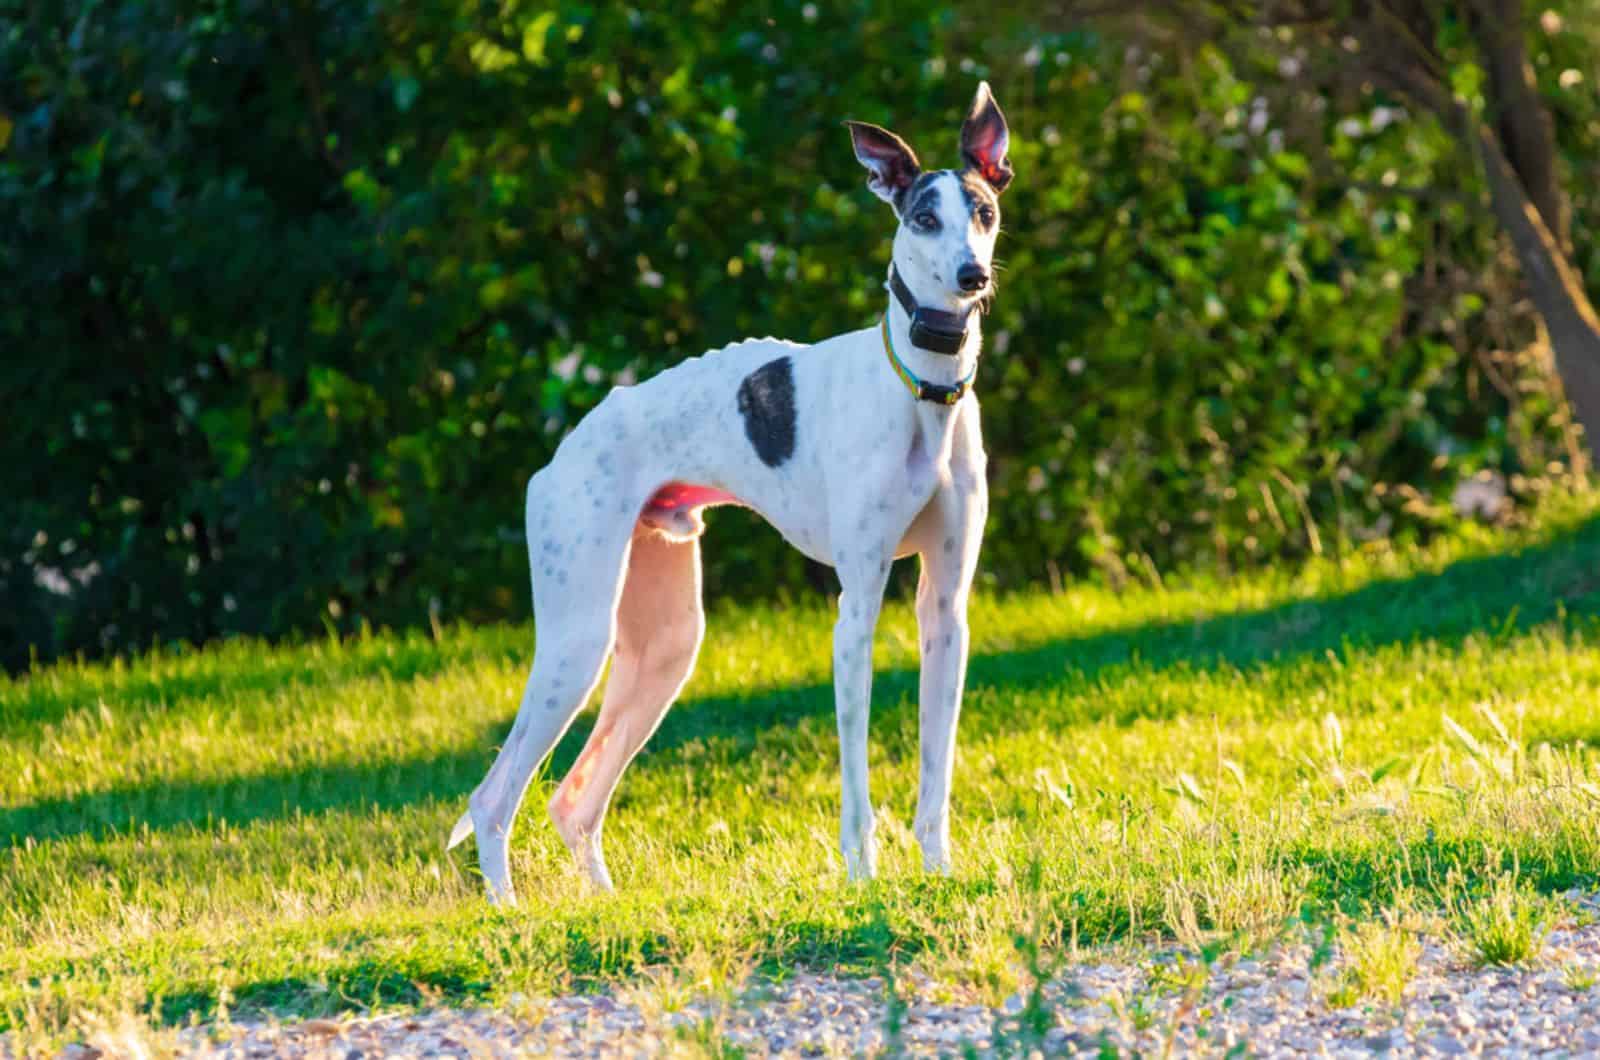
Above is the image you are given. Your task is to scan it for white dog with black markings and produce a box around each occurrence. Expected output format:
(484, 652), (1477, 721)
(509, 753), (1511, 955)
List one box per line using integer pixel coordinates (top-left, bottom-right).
(449, 82), (1014, 903)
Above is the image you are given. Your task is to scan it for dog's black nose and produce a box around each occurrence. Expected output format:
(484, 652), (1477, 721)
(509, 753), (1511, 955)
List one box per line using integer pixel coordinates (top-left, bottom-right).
(956, 263), (989, 292)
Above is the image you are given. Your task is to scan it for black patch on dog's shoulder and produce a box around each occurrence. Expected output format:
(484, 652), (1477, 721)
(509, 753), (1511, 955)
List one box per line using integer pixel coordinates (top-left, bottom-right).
(737, 357), (797, 467)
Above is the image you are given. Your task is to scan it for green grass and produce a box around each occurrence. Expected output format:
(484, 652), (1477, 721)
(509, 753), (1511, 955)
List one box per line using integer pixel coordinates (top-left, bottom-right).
(1450, 870), (1554, 968)
(7, 492), (1600, 1040)
(1327, 913), (1420, 1008)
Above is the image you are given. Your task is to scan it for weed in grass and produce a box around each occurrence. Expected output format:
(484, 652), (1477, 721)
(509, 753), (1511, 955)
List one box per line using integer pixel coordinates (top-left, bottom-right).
(876, 964), (910, 1058)
(1141, 951), (1218, 1060)
(980, 886), (1062, 1057)
(1161, 853), (1307, 953)
(1327, 914), (1420, 1008)
(1145, 954), (1211, 999)
(77, 1007), (181, 1060)
(1565, 903), (1599, 930)
(672, 1016), (746, 1059)
(1562, 963), (1599, 992)
(1450, 871), (1553, 968)
(1104, 986), (1159, 1033)
(905, 866), (1034, 1006)
(1326, 970), (1364, 1008)
(1441, 701), (1528, 785)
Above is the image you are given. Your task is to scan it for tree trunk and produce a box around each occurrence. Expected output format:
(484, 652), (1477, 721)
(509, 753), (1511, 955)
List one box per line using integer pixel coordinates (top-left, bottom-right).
(1473, 119), (1600, 468)
(1375, 34), (1600, 470)
(1475, 0), (1571, 251)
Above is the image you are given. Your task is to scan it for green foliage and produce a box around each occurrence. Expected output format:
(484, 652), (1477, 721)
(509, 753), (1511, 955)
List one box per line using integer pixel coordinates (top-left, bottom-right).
(3, 494), (1599, 1037)
(0, 3), (1588, 662)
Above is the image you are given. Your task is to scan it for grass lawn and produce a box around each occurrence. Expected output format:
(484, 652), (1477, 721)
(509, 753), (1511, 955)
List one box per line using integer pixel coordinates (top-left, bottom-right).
(6, 492), (1600, 1040)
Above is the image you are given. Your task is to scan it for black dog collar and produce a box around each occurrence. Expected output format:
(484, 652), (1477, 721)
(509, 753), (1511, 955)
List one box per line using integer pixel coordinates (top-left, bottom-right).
(889, 266), (971, 356)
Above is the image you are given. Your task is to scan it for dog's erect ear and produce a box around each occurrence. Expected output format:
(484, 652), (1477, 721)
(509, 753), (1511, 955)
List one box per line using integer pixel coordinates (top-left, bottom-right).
(960, 81), (1012, 193)
(845, 120), (921, 207)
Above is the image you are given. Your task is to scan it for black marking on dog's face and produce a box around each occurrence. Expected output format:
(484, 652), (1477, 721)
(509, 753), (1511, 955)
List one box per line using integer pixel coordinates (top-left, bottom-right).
(895, 171), (939, 219)
(899, 169), (999, 239)
(905, 179), (943, 233)
(957, 170), (1000, 232)
(737, 356), (797, 468)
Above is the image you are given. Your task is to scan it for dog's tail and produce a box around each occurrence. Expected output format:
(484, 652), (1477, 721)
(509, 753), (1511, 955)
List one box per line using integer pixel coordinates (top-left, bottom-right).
(446, 808), (474, 851)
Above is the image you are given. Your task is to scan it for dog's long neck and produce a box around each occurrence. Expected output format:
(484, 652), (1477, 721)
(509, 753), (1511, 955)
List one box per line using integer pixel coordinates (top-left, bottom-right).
(883, 267), (982, 393)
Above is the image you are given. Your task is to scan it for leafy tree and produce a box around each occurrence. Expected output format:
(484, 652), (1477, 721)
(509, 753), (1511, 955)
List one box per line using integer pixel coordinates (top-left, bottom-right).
(1042, 0), (1600, 465)
(2, 1), (1590, 667)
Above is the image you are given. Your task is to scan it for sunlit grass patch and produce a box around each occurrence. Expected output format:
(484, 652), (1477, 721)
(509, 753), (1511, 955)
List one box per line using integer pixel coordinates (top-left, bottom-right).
(4, 491), (1600, 1043)
(1562, 962), (1599, 992)
(1327, 913), (1421, 1008)
(1450, 870), (1555, 968)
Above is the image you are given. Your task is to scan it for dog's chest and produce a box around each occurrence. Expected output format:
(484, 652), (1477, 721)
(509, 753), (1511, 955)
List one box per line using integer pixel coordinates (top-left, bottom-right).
(834, 400), (955, 521)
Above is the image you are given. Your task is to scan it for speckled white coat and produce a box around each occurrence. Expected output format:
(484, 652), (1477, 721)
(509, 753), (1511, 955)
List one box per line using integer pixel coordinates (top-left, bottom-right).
(450, 83), (1013, 903)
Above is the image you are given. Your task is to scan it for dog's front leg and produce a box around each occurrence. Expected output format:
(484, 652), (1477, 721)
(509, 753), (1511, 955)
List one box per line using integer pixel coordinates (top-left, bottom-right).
(910, 464), (987, 874)
(911, 547), (975, 873)
(832, 551), (892, 882)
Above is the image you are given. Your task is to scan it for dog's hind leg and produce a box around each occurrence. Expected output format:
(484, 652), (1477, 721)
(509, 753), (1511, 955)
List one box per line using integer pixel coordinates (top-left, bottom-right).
(548, 524), (705, 891)
(450, 487), (634, 906)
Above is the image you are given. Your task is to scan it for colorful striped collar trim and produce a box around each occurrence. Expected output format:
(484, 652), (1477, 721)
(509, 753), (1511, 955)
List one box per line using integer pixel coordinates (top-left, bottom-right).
(881, 317), (977, 406)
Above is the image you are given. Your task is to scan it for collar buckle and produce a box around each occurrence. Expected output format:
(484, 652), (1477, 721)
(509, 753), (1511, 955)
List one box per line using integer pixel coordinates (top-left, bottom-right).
(917, 380), (964, 405)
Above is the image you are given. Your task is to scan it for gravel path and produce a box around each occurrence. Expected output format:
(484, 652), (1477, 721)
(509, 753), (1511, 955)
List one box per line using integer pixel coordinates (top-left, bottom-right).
(45, 895), (1600, 1057)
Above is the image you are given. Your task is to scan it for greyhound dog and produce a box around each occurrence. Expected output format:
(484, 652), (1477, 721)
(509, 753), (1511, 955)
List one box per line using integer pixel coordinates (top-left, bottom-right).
(448, 82), (1012, 903)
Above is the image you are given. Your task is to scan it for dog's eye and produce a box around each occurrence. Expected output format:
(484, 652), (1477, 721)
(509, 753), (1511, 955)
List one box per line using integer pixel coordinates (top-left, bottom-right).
(976, 205), (996, 228)
(913, 210), (939, 230)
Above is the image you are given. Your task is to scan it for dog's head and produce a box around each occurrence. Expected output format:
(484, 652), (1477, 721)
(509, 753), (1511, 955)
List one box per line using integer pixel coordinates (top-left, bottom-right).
(846, 82), (1011, 313)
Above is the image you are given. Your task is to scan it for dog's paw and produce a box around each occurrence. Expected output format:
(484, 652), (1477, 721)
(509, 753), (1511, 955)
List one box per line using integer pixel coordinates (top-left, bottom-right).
(842, 845), (879, 883)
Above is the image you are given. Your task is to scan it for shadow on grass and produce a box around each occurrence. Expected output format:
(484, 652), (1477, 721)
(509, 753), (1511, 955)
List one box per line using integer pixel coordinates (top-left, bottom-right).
(8, 514), (1600, 848)
(154, 958), (497, 1027)
(1291, 832), (1595, 918)
(4, 720), (510, 846)
(2, 627), (533, 735)
(144, 913), (932, 1027)
(633, 509), (1600, 759)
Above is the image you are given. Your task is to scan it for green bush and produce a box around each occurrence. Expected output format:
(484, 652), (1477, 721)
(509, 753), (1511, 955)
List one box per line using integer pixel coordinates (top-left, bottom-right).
(0, 2), (1578, 667)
